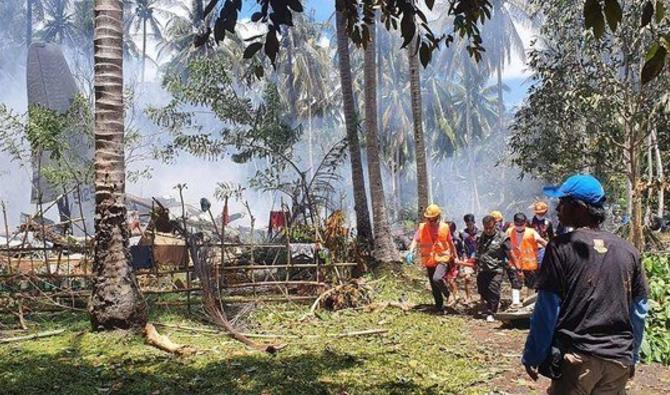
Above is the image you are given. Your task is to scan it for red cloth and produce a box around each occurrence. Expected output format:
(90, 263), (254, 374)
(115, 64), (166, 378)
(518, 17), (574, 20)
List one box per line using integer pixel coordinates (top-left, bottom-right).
(444, 262), (460, 281)
(269, 211), (287, 230)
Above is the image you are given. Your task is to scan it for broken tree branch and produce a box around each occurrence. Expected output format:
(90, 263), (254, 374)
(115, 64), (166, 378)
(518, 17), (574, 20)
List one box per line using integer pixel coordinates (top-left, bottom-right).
(144, 323), (196, 357)
(0, 329), (65, 343)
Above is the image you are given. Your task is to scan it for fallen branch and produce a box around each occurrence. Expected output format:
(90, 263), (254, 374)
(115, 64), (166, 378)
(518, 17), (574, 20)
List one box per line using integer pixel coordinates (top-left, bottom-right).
(0, 329), (65, 343)
(144, 323), (197, 357)
(332, 328), (387, 338)
(154, 322), (387, 340)
(154, 322), (219, 334)
(364, 301), (416, 313)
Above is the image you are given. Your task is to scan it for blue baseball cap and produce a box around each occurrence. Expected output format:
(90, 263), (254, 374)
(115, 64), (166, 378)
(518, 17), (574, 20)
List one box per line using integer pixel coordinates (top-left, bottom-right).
(543, 174), (606, 206)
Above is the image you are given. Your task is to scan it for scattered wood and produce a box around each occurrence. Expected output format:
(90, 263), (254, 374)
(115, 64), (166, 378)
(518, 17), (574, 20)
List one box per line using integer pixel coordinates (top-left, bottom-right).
(364, 301), (416, 313)
(0, 329), (65, 343)
(310, 278), (374, 313)
(144, 323), (197, 357)
(331, 328), (387, 338)
(153, 322), (387, 340)
(17, 299), (27, 330)
(154, 322), (220, 334)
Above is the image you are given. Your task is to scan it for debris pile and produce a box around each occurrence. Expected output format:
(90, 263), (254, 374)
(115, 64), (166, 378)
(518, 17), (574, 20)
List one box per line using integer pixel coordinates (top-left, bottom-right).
(317, 278), (374, 311)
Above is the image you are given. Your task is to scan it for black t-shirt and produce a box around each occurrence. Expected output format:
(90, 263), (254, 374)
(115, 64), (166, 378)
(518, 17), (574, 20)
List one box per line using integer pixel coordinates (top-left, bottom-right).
(476, 230), (510, 273)
(531, 216), (554, 240)
(537, 228), (648, 365)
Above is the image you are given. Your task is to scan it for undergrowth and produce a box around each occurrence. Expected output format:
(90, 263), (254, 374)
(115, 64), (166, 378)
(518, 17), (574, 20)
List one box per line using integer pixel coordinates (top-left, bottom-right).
(642, 254), (670, 365)
(0, 266), (489, 395)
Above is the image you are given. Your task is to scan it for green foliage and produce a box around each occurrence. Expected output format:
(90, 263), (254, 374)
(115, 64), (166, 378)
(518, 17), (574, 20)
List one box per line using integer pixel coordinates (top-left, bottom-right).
(510, 1), (670, 188)
(0, 270), (493, 394)
(149, 53), (348, 220)
(641, 254), (670, 365)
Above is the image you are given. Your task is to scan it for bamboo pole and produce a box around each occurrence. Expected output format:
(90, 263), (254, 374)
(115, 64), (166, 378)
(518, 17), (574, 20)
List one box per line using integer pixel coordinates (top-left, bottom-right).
(1, 201), (11, 274)
(175, 184), (191, 312)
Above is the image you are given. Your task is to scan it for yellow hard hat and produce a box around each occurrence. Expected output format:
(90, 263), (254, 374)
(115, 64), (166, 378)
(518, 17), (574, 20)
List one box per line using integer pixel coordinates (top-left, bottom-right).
(424, 204), (442, 218)
(533, 201), (549, 215)
(490, 210), (503, 221)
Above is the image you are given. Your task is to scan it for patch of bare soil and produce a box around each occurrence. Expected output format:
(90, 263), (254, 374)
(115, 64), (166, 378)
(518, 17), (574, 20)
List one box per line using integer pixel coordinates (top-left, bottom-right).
(462, 316), (670, 394)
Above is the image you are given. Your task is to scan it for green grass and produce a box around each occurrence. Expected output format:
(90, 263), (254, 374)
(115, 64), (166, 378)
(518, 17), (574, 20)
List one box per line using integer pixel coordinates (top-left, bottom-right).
(0, 267), (491, 395)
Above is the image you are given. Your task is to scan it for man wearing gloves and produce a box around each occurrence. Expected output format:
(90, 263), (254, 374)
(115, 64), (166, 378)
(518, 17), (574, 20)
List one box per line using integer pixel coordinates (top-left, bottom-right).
(406, 204), (458, 312)
(522, 174), (648, 394)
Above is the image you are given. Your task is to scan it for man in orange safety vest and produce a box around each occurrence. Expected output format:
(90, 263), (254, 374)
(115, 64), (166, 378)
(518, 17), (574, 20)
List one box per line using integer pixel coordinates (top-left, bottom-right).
(507, 212), (547, 306)
(406, 204), (458, 312)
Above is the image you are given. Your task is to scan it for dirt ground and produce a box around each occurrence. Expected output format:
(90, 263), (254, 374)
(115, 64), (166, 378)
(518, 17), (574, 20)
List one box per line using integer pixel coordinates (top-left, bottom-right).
(463, 317), (670, 394)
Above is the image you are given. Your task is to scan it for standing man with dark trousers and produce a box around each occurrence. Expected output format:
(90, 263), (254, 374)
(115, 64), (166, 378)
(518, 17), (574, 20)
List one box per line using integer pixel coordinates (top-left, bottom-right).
(522, 174), (649, 394)
(406, 204), (458, 312)
(476, 215), (514, 322)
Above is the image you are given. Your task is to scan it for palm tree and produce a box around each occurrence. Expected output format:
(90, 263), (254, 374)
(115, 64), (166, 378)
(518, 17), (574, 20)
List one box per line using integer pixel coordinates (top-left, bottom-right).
(335, 7), (372, 247)
(158, 0), (210, 73)
(481, 0), (534, 128)
(450, 65), (500, 212)
(126, 0), (171, 82)
(363, 19), (398, 263)
(90, 0), (146, 330)
(407, 23), (429, 219)
(26, 0), (45, 46)
(40, 0), (77, 44)
(278, 13), (335, 176)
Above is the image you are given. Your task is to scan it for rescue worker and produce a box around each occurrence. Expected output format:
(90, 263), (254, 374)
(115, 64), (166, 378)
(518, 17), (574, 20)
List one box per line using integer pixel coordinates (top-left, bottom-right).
(490, 210), (504, 231)
(491, 210), (525, 306)
(531, 201), (554, 268)
(522, 174), (648, 394)
(476, 215), (514, 322)
(406, 204), (458, 312)
(507, 213), (547, 305)
(531, 201), (554, 241)
(445, 222), (463, 306)
(455, 216), (476, 305)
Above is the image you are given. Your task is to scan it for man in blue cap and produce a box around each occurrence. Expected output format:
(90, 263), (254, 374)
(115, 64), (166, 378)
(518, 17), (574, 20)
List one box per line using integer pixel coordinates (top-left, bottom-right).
(522, 174), (649, 394)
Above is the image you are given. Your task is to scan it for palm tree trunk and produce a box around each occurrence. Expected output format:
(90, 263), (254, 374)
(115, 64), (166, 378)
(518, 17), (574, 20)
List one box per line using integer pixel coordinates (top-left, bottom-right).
(90, 0), (146, 330)
(364, 20), (398, 263)
(286, 33), (298, 122)
(497, 57), (504, 130)
(335, 9), (372, 247)
(27, 0), (33, 47)
(193, 0), (203, 20)
(408, 32), (429, 219)
(141, 18), (147, 83)
(308, 106), (314, 179)
(465, 79), (476, 213)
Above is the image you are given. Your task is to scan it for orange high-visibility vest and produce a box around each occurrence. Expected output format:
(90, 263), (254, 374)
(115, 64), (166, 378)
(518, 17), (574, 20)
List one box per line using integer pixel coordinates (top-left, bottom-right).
(418, 222), (452, 268)
(507, 227), (540, 271)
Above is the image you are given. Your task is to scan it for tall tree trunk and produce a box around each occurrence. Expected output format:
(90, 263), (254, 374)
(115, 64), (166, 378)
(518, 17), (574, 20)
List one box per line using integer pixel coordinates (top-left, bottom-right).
(90, 0), (146, 330)
(652, 129), (665, 218)
(363, 20), (398, 263)
(497, 57), (504, 131)
(465, 76), (478, 213)
(376, 19), (383, 133)
(141, 18), (147, 83)
(286, 33), (298, 122)
(646, 133), (654, 222)
(408, 31), (429, 219)
(193, 0), (203, 20)
(27, 0), (33, 47)
(626, 132), (644, 251)
(308, 106), (314, 179)
(335, 9), (372, 247)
